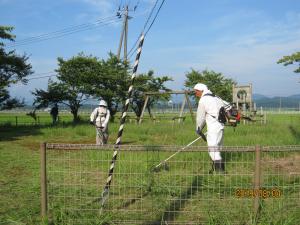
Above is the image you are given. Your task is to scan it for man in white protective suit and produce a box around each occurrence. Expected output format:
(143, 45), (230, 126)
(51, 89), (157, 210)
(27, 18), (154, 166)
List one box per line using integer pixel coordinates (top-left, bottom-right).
(90, 100), (110, 145)
(194, 83), (231, 173)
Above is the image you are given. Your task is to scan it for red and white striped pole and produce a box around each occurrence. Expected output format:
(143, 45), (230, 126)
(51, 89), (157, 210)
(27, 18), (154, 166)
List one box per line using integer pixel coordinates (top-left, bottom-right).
(100, 33), (145, 207)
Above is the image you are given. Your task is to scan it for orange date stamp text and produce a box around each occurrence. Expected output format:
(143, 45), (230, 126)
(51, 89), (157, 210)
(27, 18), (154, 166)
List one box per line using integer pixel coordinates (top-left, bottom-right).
(235, 188), (282, 198)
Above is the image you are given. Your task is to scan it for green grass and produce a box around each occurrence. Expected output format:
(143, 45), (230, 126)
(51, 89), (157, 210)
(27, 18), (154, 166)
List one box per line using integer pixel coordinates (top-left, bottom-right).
(0, 113), (300, 224)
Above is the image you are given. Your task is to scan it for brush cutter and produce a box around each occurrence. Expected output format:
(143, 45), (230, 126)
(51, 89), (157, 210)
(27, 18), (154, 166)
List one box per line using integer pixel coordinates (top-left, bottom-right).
(152, 132), (207, 172)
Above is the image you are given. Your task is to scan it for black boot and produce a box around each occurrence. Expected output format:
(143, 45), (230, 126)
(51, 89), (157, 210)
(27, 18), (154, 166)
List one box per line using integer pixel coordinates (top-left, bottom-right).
(209, 160), (225, 174)
(215, 160), (225, 173)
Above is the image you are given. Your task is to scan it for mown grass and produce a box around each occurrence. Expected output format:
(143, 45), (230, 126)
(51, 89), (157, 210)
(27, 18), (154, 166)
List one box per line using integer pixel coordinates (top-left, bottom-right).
(0, 113), (300, 224)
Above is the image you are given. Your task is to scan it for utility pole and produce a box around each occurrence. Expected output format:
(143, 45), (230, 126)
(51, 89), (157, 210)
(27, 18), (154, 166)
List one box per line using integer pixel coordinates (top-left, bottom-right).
(117, 5), (132, 61)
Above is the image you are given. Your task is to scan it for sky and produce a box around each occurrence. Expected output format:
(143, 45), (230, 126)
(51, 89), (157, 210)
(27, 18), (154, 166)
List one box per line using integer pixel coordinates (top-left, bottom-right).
(1, 0), (300, 104)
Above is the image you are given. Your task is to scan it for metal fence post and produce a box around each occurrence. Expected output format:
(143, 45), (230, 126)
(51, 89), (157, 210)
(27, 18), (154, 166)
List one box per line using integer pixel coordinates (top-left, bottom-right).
(254, 145), (261, 219)
(40, 142), (47, 218)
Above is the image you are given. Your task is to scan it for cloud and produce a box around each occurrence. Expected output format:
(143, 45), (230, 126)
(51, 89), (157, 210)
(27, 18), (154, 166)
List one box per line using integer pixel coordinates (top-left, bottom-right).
(142, 10), (300, 96)
(79, 0), (115, 16)
(210, 9), (264, 31)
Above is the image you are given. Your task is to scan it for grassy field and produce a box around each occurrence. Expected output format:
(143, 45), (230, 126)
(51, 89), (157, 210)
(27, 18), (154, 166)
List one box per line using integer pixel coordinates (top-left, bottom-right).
(0, 113), (300, 224)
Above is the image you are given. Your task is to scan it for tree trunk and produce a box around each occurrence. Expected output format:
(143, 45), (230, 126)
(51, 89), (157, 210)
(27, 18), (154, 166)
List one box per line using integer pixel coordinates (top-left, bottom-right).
(71, 107), (79, 123)
(131, 102), (143, 118)
(147, 105), (153, 119)
(109, 105), (117, 122)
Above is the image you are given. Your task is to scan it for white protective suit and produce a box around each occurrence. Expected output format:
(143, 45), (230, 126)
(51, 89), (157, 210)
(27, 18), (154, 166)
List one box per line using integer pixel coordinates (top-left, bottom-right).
(196, 89), (230, 161)
(90, 106), (110, 145)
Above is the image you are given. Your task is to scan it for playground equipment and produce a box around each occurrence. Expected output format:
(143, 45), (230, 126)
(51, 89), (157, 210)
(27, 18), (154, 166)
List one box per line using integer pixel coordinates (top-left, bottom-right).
(138, 90), (195, 124)
(232, 84), (266, 124)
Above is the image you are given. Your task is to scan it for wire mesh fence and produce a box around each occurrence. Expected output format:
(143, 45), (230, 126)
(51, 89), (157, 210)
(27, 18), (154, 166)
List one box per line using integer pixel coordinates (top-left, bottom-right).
(42, 144), (300, 225)
(0, 114), (91, 126)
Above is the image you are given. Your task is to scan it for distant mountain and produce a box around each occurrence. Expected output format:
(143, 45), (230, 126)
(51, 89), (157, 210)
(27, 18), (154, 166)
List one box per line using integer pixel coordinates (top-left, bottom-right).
(253, 94), (268, 100)
(253, 93), (300, 108)
(289, 94), (300, 99)
(21, 93), (300, 109)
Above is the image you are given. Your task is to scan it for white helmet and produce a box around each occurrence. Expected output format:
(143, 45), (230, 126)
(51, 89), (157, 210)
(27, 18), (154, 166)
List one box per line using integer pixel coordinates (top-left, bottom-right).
(194, 83), (208, 92)
(99, 100), (107, 107)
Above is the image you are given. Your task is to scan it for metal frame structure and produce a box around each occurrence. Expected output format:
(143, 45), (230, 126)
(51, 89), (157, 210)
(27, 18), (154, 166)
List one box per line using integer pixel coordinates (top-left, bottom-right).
(232, 84), (253, 110)
(138, 90), (195, 124)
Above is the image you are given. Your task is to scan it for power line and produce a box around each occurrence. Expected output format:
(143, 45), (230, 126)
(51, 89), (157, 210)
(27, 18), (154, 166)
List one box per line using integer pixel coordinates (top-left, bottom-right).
(6, 16), (122, 48)
(7, 18), (121, 48)
(27, 71), (55, 77)
(128, 0), (160, 57)
(27, 73), (142, 81)
(128, 0), (166, 60)
(127, 0), (160, 59)
(144, 0), (166, 37)
(134, 0), (140, 10)
(13, 16), (116, 43)
(143, 0), (160, 31)
(127, 37), (140, 58)
(27, 74), (57, 81)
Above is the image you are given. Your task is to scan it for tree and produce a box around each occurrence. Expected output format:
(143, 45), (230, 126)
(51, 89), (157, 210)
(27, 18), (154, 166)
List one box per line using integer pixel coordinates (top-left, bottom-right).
(32, 54), (94, 122)
(184, 69), (236, 102)
(32, 80), (89, 122)
(78, 53), (131, 118)
(277, 52), (300, 73)
(131, 70), (173, 117)
(32, 53), (130, 122)
(0, 26), (33, 110)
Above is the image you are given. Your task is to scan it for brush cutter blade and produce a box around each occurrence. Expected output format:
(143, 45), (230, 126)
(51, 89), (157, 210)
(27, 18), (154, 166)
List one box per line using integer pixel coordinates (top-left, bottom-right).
(151, 162), (169, 173)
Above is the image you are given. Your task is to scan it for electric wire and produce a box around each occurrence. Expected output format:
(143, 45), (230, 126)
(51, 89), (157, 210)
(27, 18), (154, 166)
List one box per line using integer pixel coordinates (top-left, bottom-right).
(10, 16), (116, 44)
(144, 0), (165, 37)
(6, 16), (122, 48)
(127, 37), (140, 58)
(135, 0), (140, 9)
(7, 18), (120, 48)
(26, 72), (140, 81)
(127, 0), (160, 59)
(27, 74), (57, 81)
(25, 0), (165, 80)
(116, 0), (141, 59)
(127, 0), (166, 60)
(143, 0), (160, 31)
(27, 71), (55, 77)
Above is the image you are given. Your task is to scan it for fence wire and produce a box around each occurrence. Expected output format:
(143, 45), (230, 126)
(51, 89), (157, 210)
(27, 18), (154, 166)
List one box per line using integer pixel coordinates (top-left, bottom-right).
(44, 144), (300, 225)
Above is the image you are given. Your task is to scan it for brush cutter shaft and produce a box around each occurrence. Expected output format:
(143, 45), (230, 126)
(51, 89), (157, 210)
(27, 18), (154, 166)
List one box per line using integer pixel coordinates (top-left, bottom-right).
(154, 135), (205, 169)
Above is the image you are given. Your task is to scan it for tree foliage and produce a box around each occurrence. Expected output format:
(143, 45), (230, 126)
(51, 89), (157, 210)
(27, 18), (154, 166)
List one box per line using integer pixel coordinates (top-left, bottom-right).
(0, 26), (33, 110)
(78, 53), (130, 117)
(32, 54), (96, 122)
(32, 53), (130, 121)
(277, 52), (300, 73)
(32, 53), (172, 121)
(131, 70), (172, 117)
(184, 69), (236, 102)
(33, 80), (88, 122)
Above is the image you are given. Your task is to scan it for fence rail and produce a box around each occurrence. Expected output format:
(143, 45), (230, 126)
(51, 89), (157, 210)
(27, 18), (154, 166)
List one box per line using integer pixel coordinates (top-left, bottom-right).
(41, 143), (300, 225)
(1, 108), (299, 127)
(0, 114), (90, 126)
